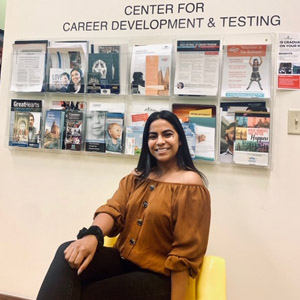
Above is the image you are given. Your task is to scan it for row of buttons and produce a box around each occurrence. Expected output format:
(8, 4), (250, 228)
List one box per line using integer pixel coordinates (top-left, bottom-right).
(129, 184), (155, 246)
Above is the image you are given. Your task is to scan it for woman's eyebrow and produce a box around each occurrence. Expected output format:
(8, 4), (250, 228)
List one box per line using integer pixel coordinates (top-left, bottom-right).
(149, 129), (174, 134)
(162, 129), (175, 133)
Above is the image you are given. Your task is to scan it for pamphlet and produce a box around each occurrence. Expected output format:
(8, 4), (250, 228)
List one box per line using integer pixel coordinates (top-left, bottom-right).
(174, 40), (220, 96)
(221, 44), (271, 98)
(10, 41), (47, 92)
(277, 32), (300, 90)
(130, 44), (172, 95)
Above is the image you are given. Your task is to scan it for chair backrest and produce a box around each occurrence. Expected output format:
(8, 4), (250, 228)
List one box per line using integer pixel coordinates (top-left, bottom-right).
(196, 256), (227, 300)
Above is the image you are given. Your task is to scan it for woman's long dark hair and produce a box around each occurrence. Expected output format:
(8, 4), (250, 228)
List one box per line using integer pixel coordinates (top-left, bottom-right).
(135, 110), (208, 185)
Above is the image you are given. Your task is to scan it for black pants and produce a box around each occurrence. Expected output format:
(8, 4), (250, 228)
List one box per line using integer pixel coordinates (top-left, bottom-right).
(36, 241), (171, 300)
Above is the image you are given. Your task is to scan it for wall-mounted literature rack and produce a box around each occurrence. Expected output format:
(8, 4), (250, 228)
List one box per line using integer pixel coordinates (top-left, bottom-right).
(6, 33), (276, 169)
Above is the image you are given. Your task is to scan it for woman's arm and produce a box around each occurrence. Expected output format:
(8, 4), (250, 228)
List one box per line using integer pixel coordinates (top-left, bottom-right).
(171, 269), (189, 300)
(64, 213), (114, 275)
(92, 212), (115, 236)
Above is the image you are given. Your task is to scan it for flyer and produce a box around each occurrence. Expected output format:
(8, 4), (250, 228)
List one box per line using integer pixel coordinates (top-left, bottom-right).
(219, 101), (268, 164)
(233, 111), (270, 166)
(10, 41), (47, 92)
(174, 40), (220, 96)
(221, 44), (271, 98)
(277, 32), (300, 90)
(130, 44), (172, 95)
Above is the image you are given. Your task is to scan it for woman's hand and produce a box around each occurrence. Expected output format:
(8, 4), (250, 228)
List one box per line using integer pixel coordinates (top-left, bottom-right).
(64, 235), (98, 275)
(63, 213), (114, 275)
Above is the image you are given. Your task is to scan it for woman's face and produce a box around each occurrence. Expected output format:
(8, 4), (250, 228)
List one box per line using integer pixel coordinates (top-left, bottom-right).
(148, 119), (180, 164)
(71, 70), (81, 85)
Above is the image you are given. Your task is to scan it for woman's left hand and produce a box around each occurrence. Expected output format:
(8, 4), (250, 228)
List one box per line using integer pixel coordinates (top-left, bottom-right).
(64, 235), (98, 275)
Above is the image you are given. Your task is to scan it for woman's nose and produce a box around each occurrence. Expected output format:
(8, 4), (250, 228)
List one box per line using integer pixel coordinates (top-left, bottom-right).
(156, 135), (165, 145)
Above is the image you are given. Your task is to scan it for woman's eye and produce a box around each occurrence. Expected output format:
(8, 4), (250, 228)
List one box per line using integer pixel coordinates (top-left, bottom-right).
(148, 135), (156, 140)
(164, 132), (173, 137)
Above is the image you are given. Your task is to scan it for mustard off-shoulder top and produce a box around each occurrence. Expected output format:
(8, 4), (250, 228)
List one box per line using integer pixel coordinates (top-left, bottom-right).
(95, 174), (211, 278)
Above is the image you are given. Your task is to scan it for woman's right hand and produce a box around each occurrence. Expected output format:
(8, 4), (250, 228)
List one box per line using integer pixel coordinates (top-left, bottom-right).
(64, 235), (98, 275)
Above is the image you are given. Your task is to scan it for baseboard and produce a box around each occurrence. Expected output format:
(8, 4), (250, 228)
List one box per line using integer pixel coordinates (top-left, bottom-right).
(0, 294), (30, 300)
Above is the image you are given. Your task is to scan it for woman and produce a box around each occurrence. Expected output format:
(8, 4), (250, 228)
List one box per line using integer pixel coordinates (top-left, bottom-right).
(67, 67), (84, 93)
(37, 110), (211, 300)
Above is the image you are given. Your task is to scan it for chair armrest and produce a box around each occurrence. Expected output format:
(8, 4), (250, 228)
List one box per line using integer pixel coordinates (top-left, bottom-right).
(196, 255), (226, 300)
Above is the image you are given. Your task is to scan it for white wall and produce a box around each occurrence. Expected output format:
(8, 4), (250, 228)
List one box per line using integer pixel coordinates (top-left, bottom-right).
(0, 0), (300, 299)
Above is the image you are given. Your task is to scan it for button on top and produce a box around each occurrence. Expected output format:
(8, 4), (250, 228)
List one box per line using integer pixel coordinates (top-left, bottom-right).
(129, 238), (136, 245)
(149, 185), (155, 191)
(137, 219), (143, 226)
(143, 201), (148, 208)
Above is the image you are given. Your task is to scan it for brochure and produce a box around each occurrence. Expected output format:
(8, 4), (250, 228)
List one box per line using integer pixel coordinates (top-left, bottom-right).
(277, 32), (300, 90)
(10, 41), (47, 92)
(130, 44), (172, 95)
(221, 44), (271, 98)
(174, 40), (220, 96)
(48, 41), (88, 93)
(233, 111), (270, 166)
(173, 104), (216, 161)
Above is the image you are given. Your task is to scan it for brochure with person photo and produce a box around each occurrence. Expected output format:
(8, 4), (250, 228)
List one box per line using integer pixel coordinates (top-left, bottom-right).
(105, 112), (124, 154)
(130, 44), (172, 95)
(47, 41), (88, 94)
(233, 111), (270, 166)
(174, 40), (220, 96)
(221, 44), (271, 98)
(85, 110), (106, 152)
(9, 99), (43, 148)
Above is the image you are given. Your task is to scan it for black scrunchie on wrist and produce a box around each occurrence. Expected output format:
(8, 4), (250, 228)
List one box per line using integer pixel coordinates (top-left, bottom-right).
(77, 225), (104, 247)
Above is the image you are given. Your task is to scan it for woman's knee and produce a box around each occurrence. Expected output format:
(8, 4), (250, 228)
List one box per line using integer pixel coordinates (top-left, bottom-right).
(55, 240), (74, 258)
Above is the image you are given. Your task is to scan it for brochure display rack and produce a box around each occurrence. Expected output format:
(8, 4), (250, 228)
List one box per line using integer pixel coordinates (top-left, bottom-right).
(7, 33), (275, 168)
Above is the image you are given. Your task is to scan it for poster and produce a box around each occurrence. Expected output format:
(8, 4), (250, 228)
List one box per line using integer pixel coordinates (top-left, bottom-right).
(221, 44), (271, 98)
(130, 44), (172, 95)
(278, 32), (300, 90)
(10, 41), (47, 92)
(174, 40), (220, 96)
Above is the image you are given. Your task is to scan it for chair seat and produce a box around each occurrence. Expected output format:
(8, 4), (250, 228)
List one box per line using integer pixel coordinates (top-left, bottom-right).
(104, 236), (226, 300)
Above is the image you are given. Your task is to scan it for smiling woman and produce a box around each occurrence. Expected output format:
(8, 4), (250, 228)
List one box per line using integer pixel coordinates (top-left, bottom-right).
(36, 110), (210, 300)
(148, 119), (180, 165)
(66, 67), (84, 93)
(136, 110), (208, 184)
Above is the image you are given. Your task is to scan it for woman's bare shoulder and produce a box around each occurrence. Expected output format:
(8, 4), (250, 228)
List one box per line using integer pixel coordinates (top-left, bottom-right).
(130, 169), (141, 176)
(180, 170), (205, 186)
